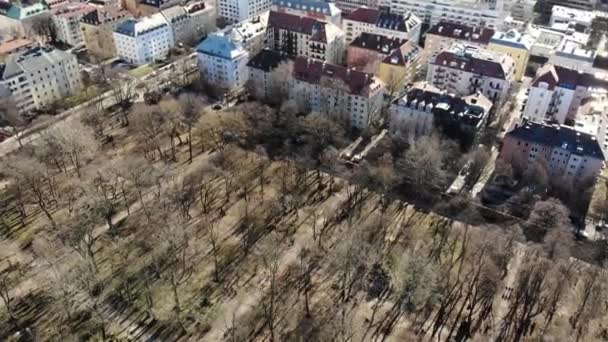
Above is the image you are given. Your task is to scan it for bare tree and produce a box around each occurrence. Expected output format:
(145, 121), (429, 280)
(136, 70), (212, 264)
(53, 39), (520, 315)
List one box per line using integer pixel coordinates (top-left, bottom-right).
(46, 120), (98, 178)
(0, 260), (22, 321)
(0, 93), (25, 148)
(525, 198), (571, 242)
(58, 207), (100, 273)
(257, 232), (284, 342)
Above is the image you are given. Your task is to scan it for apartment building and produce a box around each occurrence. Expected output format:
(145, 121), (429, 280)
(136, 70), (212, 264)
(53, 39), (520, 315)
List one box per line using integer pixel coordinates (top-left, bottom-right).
(217, 0), (271, 23)
(246, 48), (291, 100)
(267, 11), (345, 64)
(160, 1), (215, 45)
(121, 0), (182, 17)
(500, 118), (605, 184)
(487, 29), (533, 81)
(271, 0), (341, 25)
(522, 64), (608, 124)
(424, 22), (494, 59)
(51, 3), (96, 46)
(381, 0), (507, 29)
(196, 32), (250, 92)
(0, 46), (82, 113)
(80, 4), (131, 60)
(343, 8), (421, 45)
(113, 13), (174, 65)
(0, 1), (49, 38)
(427, 44), (516, 102)
(390, 82), (492, 140)
(290, 57), (386, 129)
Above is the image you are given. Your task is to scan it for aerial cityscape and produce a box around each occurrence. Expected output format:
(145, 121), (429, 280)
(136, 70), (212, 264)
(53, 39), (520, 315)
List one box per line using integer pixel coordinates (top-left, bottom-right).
(1, 0), (608, 340)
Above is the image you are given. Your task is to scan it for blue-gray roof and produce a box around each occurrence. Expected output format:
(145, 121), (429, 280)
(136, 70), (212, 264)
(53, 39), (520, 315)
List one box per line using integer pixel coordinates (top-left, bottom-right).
(197, 34), (244, 59)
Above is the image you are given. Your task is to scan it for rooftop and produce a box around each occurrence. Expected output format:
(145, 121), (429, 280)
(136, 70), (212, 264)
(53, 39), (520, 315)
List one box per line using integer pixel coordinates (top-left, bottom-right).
(114, 12), (168, 37)
(554, 39), (595, 61)
(269, 11), (332, 43)
(51, 3), (96, 19)
(507, 118), (605, 160)
(0, 1), (47, 20)
(272, 0), (341, 17)
(432, 44), (514, 80)
(382, 40), (420, 66)
(350, 33), (406, 54)
(426, 22), (495, 45)
(0, 38), (33, 56)
(293, 57), (380, 96)
(490, 29), (534, 50)
(247, 49), (290, 72)
(394, 82), (492, 128)
(1, 46), (73, 80)
(197, 32), (248, 59)
(80, 4), (130, 25)
(531, 64), (608, 91)
(344, 8), (420, 33)
(223, 12), (269, 44)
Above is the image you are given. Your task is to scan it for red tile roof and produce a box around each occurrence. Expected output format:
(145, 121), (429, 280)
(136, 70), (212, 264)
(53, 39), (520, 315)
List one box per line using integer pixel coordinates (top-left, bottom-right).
(432, 49), (509, 79)
(532, 64), (608, 90)
(293, 57), (377, 96)
(269, 11), (327, 42)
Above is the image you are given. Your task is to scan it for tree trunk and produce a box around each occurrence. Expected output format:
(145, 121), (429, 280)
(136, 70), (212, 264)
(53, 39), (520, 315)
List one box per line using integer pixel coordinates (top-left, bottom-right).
(188, 129), (193, 163)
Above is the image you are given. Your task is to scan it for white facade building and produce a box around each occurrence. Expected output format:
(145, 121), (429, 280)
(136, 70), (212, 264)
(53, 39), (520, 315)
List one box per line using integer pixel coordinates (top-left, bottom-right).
(548, 39), (596, 72)
(267, 11), (345, 64)
(0, 46), (82, 113)
(343, 8), (421, 45)
(51, 3), (96, 47)
(507, 0), (536, 22)
(381, 0), (507, 29)
(217, 0), (271, 24)
(522, 64), (608, 123)
(113, 13), (174, 65)
(196, 32), (250, 92)
(290, 57), (386, 129)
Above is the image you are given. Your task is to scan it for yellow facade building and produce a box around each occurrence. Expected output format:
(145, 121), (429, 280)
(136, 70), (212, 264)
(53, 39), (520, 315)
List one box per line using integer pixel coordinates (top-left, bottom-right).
(377, 40), (421, 95)
(488, 29), (533, 81)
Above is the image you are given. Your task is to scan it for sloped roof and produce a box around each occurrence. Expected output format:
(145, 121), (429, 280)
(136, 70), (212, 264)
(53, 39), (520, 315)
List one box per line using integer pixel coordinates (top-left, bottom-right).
(344, 8), (419, 33)
(382, 39), (420, 66)
(507, 119), (605, 160)
(197, 33), (247, 59)
(350, 32), (405, 54)
(114, 12), (168, 37)
(532, 64), (608, 90)
(293, 56), (378, 96)
(81, 4), (130, 25)
(269, 11), (328, 42)
(427, 22), (494, 45)
(432, 45), (512, 80)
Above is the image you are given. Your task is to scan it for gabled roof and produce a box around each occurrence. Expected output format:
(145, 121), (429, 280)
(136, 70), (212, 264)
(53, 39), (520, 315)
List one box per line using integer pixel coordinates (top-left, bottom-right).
(531, 64), (608, 90)
(272, 0), (341, 17)
(81, 4), (130, 25)
(344, 8), (420, 33)
(426, 22), (494, 45)
(382, 39), (420, 66)
(268, 11), (328, 42)
(350, 32), (405, 54)
(293, 56), (379, 96)
(432, 45), (512, 80)
(507, 119), (605, 160)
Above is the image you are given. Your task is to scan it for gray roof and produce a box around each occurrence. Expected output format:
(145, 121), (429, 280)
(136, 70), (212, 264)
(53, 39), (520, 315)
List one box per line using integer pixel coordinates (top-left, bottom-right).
(507, 119), (605, 160)
(1, 46), (74, 80)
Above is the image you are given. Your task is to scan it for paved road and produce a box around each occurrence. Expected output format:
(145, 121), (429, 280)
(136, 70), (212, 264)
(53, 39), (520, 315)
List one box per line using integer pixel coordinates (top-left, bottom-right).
(0, 53), (197, 158)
